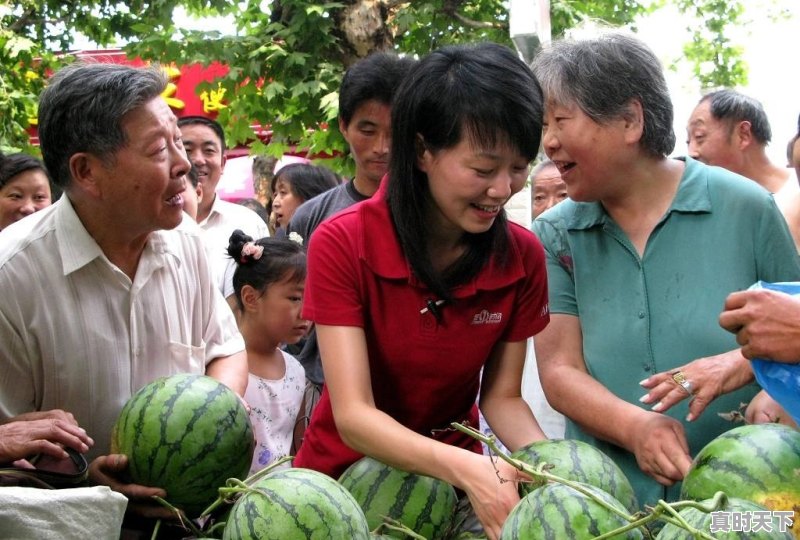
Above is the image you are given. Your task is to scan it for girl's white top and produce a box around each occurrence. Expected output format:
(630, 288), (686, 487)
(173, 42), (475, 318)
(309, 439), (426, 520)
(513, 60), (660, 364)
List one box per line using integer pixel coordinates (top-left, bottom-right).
(245, 350), (306, 474)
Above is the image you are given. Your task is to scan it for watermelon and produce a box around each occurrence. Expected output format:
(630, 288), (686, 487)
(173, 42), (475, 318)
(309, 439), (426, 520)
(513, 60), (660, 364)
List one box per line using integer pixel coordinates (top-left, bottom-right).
(338, 456), (458, 539)
(222, 467), (371, 540)
(680, 423), (800, 539)
(111, 374), (254, 516)
(500, 481), (644, 539)
(510, 439), (638, 513)
(656, 497), (794, 539)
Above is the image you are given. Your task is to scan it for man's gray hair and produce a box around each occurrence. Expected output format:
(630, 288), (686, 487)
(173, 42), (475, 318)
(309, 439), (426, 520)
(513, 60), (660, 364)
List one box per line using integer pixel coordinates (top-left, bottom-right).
(38, 62), (167, 188)
(699, 89), (772, 145)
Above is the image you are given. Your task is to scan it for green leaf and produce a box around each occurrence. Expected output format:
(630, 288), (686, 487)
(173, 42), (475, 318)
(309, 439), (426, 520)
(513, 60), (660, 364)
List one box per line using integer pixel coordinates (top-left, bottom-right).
(0, 0), (752, 176)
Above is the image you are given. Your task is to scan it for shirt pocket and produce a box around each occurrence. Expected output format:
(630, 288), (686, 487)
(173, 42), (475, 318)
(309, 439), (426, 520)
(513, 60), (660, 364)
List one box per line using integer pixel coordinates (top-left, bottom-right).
(167, 340), (207, 375)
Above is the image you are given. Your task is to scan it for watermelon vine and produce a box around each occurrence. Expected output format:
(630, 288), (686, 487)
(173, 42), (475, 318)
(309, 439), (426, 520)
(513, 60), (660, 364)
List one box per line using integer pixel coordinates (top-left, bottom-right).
(452, 422), (728, 540)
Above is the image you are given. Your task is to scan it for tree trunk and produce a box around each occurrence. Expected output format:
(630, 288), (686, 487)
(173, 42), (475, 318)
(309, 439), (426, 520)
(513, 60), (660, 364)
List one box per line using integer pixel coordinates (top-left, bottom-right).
(332, 0), (394, 66)
(252, 154), (278, 208)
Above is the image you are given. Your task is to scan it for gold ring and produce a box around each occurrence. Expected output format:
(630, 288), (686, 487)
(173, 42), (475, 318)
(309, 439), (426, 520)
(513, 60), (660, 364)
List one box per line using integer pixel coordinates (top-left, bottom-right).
(671, 371), (694, 395)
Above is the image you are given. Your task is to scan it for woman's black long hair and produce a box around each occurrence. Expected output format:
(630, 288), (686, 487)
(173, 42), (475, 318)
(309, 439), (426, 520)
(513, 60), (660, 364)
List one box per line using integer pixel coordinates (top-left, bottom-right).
(387, 42), (543, 301)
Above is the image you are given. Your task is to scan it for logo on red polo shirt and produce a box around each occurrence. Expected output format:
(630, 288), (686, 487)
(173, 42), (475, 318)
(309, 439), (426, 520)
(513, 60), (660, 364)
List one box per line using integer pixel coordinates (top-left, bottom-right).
(471, 309), (502, 325)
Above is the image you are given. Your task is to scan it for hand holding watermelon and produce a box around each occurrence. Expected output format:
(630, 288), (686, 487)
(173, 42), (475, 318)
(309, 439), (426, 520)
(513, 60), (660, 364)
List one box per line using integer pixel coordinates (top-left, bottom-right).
(456, 421), (799, 539)
(455, 450), (527, 540)
(88, 453), (176, 520)
(108, 374), (255, 519)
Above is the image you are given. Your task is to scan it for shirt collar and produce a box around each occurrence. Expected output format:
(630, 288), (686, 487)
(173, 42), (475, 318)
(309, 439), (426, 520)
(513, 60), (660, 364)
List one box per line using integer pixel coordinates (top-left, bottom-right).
(55, 197), (106, 275)
(359, 182), (526, 295)
(55, 196), (180, 276)
(566, 156), (711, 231)
(198, 192), (221, 227)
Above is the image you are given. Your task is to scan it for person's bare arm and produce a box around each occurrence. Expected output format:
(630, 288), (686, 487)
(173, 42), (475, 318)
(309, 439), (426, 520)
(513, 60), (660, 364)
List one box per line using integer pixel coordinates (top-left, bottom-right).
(205, 350), (248, 396)
(480, 339), (546, 451)
(535, 314), (692, 485)
(318, 324), (523, 540)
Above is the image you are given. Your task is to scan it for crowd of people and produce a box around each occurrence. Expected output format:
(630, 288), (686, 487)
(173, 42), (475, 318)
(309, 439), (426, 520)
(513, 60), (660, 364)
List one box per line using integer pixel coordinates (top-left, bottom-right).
(1, 28), (799, 540)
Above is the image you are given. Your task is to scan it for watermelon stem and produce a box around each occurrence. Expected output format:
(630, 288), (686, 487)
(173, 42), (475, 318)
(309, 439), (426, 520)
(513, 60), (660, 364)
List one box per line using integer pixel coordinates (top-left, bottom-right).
(151, 495), (204, 538)
(197, 456), (294, 518)
(451, 422), (635, 522)
(374, 516), (428, 539)
(452, 423), (737, 540)
(646, 492), (727, 540)
(241, 455), (293, 485)
(204, 521), (227, 537)
(589, 512), (656, 540)
(149, 519), (160, 540)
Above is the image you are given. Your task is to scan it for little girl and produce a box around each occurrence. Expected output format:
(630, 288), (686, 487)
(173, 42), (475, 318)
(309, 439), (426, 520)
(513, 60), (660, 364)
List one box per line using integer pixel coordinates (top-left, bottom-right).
(227, 230), (309, 474)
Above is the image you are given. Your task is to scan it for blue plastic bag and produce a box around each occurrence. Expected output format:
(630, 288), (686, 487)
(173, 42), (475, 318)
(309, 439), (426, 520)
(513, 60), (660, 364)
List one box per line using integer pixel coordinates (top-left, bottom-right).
(746, 281), (800, 425)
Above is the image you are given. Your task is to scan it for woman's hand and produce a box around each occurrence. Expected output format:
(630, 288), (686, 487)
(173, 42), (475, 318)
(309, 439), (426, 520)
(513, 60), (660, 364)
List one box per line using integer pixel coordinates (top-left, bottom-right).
(745, 390), (798, 427)
(638, 351), (753, 421)
(628, 412), (692, 485)
(88, 454), (175, 520)
(459, 452), (525, 540)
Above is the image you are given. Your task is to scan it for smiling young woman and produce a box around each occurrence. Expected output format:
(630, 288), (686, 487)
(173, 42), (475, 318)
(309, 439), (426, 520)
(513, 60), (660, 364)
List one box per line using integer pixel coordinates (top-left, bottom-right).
(293, 42), (550, 540)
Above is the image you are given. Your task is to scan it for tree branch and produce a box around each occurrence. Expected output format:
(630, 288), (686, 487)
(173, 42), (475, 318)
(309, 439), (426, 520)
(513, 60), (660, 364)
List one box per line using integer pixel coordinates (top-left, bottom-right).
(10, 6), (38, 34)
(442, 0), (506, 30)
(449, 10), (506, 30)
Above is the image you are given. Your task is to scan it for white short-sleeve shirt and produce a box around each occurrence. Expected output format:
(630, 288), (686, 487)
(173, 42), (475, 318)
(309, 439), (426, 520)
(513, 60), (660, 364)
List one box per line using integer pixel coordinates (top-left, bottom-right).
(0, 197), (245, 457)
(198, 196), (270, 295)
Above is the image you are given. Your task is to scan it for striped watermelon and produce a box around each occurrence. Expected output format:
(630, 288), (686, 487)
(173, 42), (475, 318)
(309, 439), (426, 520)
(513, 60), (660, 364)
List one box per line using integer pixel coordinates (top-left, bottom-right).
(338, 456), (458, 539)
(500, 481), (644, 540)
(111, 374), (254, 516)
(656, 497), (794, 539)
(510, 439), (638, 513)
(222, 467), (371, 539)
(680, 423), (800, 539)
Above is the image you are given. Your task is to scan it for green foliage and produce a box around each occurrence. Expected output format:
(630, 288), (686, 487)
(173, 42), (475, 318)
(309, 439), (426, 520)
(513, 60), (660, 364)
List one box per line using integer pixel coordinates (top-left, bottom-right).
(549, 0), (652, 38)
(0, 29), (37, 153)
(0, 0), (755, 172)
(675, 0), (748, 89)
(126, 0), (347, 163)
(392, 0), (512, 54)
(0, 14), (65, 154)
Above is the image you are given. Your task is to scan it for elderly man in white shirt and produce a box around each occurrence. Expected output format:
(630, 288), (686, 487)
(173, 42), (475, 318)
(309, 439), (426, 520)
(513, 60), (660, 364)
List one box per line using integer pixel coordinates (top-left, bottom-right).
(0, 62), (247, 519)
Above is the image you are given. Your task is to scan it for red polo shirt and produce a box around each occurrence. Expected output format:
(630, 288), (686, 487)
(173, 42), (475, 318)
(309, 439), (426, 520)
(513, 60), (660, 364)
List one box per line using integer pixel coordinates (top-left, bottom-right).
(293, 183), (549, 478)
